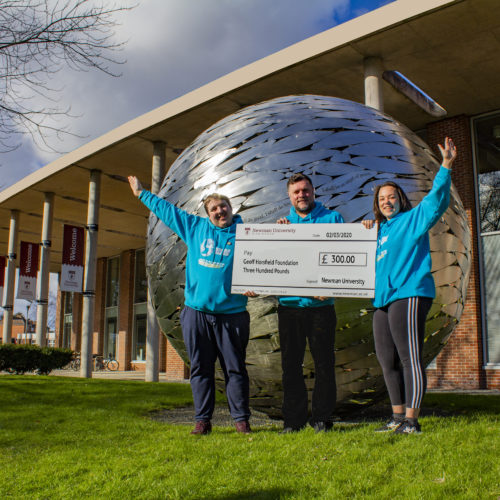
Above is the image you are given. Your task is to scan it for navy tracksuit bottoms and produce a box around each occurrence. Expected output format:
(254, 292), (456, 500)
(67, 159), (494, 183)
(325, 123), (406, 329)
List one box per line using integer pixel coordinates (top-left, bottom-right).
(180, 306), (250, 422)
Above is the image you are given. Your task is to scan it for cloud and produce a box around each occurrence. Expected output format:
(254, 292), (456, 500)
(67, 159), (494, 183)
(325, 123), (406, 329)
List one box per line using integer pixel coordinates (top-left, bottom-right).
(2, 0), (350, 179)
(1, 0), (392, 332)
(1, 0), (392, 185)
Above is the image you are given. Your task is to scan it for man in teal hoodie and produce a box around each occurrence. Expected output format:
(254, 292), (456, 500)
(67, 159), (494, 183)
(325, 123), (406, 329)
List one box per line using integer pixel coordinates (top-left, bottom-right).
(277, 173), (344, 433)
(128, 176), (251, 435)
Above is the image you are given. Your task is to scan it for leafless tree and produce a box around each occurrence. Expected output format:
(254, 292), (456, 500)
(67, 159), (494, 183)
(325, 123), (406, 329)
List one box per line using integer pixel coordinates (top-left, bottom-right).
(0, 0), (133, 153)
(479, 171), (500, 233)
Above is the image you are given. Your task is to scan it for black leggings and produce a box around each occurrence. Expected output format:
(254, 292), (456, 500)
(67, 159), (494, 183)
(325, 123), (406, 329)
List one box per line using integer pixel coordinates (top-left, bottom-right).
(373, 297), (432, 409)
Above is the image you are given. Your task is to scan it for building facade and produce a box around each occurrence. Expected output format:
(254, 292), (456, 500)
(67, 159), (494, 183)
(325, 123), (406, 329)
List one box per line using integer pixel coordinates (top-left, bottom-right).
(50, 110), (499, 390)
(1, 0), (498, 389)
(54, 249), (188, 379)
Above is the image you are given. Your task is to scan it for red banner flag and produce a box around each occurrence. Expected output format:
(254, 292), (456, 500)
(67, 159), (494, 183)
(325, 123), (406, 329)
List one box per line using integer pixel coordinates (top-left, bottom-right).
(17, 242), (39, 301)
(60, 225), (84, 292)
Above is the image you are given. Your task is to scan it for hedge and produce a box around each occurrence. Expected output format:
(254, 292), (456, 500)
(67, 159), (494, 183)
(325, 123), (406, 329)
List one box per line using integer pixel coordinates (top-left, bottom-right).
(0, 344), (74, 375)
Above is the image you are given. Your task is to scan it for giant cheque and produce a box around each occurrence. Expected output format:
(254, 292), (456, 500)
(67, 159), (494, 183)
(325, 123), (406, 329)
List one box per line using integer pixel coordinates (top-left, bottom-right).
(231, 223), (377, 298)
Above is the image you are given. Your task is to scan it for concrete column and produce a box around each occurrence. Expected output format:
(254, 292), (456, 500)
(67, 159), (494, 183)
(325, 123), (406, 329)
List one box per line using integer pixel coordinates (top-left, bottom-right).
(80, 170), (101, 378)
(35, 192), (54, 346)
(2, 210), (19, 343)
(364, 56), (384, 112)
(146, 141), (166, 382)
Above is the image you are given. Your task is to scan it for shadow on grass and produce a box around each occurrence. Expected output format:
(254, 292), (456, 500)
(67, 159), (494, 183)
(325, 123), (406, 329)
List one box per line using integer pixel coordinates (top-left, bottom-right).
(422, 392), (500, 416)
(151, 392), (500, 433)
(200, 488), (296, 499)
(2, 375), (498, 427)
(335, 392), (500, 424)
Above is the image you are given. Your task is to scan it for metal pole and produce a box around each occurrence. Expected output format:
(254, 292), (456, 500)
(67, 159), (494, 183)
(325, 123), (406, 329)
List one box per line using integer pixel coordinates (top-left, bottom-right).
(35, 192), (54, 346)
(364, 56), (384, 112)
(80, 170), (101, 378)
(145, 141), (165, 382)
(2, 210), (19, 344)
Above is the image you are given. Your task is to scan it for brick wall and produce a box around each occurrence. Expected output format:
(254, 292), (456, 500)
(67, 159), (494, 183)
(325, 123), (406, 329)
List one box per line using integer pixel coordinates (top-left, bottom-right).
(166, 338), (188, 379)
(160, 330), (167, 371)
(52, 251), (188, 380)
(0, 317), (34, 343)
(52, 250), (189, 379)
(486, 370), (500, 388)
(426, 116), (491, 389)
(129, 333), (188, 379)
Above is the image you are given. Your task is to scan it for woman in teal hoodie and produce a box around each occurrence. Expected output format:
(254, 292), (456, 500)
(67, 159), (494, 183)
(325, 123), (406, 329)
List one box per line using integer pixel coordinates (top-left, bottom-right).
(363, 137), (457, 434)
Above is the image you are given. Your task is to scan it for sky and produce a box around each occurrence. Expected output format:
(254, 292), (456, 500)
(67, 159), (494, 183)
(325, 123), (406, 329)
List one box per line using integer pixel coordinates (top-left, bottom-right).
(1, 0), (393, 325)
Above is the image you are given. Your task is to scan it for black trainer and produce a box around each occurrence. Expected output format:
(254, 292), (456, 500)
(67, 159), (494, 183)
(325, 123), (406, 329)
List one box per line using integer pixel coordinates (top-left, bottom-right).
(279, 426), (303, 434)
(311, 421), (333, 433)
(394, 419), (422, 434)
(374, 417), (404, 433)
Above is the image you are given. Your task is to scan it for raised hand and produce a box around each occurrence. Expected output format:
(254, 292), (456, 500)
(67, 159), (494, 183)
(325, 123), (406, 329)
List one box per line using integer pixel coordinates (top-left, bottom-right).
(437, 137), (457, 169)
(128, 176), (143, 197)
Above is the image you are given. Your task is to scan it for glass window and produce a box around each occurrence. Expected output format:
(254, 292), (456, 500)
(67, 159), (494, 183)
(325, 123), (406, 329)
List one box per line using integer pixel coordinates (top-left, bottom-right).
(103, 315), (118, 359)
(481, 234), (500, 363)
(473, 113), (500, 365)
(478, 171), (500, 233)
(63, 292), (73, 314)
(132, 249), (148, 361)
(62, 315), (72, 349)
(132, 306), (147, 361)
(134, 249), (148, 304)
(62, 292), (73, 349)
(104, 256), (120, 359)
(106, 257), (120, 308)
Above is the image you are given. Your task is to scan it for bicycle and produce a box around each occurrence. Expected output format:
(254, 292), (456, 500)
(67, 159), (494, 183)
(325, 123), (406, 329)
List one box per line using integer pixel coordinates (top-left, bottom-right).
(70, 352), (81, 371)
(93, 354), (119, 371)
(63, 352), (80, 371)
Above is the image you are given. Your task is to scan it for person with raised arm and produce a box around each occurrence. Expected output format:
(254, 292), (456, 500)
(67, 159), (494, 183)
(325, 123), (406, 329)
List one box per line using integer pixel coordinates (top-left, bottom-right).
(362, 137), (457, 434)
(128, 176), (251, 435)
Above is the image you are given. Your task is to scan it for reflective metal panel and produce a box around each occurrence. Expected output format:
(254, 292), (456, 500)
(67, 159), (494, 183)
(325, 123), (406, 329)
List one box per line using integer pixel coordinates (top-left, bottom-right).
(146, 95), (470, 417)
(350, 156), (417, 174)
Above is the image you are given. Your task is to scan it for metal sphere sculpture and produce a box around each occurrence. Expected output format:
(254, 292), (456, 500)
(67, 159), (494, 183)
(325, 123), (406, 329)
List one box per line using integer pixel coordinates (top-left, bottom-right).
(146, 95), (470, 417)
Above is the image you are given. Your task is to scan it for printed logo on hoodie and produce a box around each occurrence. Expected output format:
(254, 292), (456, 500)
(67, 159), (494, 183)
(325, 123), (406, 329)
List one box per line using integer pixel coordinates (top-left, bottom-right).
(200, 238), (232, 258)
(200, 238), (215, 256)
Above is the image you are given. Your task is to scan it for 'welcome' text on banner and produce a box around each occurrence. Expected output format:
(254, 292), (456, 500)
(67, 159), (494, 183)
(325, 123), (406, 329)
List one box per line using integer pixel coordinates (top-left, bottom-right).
(60, 225), (84, 292)
(17, 241), (39, 301)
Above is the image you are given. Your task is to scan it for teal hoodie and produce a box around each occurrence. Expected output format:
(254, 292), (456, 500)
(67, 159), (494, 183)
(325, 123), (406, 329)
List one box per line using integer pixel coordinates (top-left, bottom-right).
(139, 190), (247, 314)
(278, 202), (344, 308)
(373, 166), (451, 308)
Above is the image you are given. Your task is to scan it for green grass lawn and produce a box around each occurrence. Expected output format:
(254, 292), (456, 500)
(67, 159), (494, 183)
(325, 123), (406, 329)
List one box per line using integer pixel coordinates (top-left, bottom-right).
(0, 375), (498, 500)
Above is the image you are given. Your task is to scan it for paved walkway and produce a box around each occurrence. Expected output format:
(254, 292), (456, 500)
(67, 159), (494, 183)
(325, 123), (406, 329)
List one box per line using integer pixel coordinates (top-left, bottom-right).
(47, 369), (500, 395)
(50, 368), (188, 382)
(428, 388), (500, 395)
(48, 370), (500, 395)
